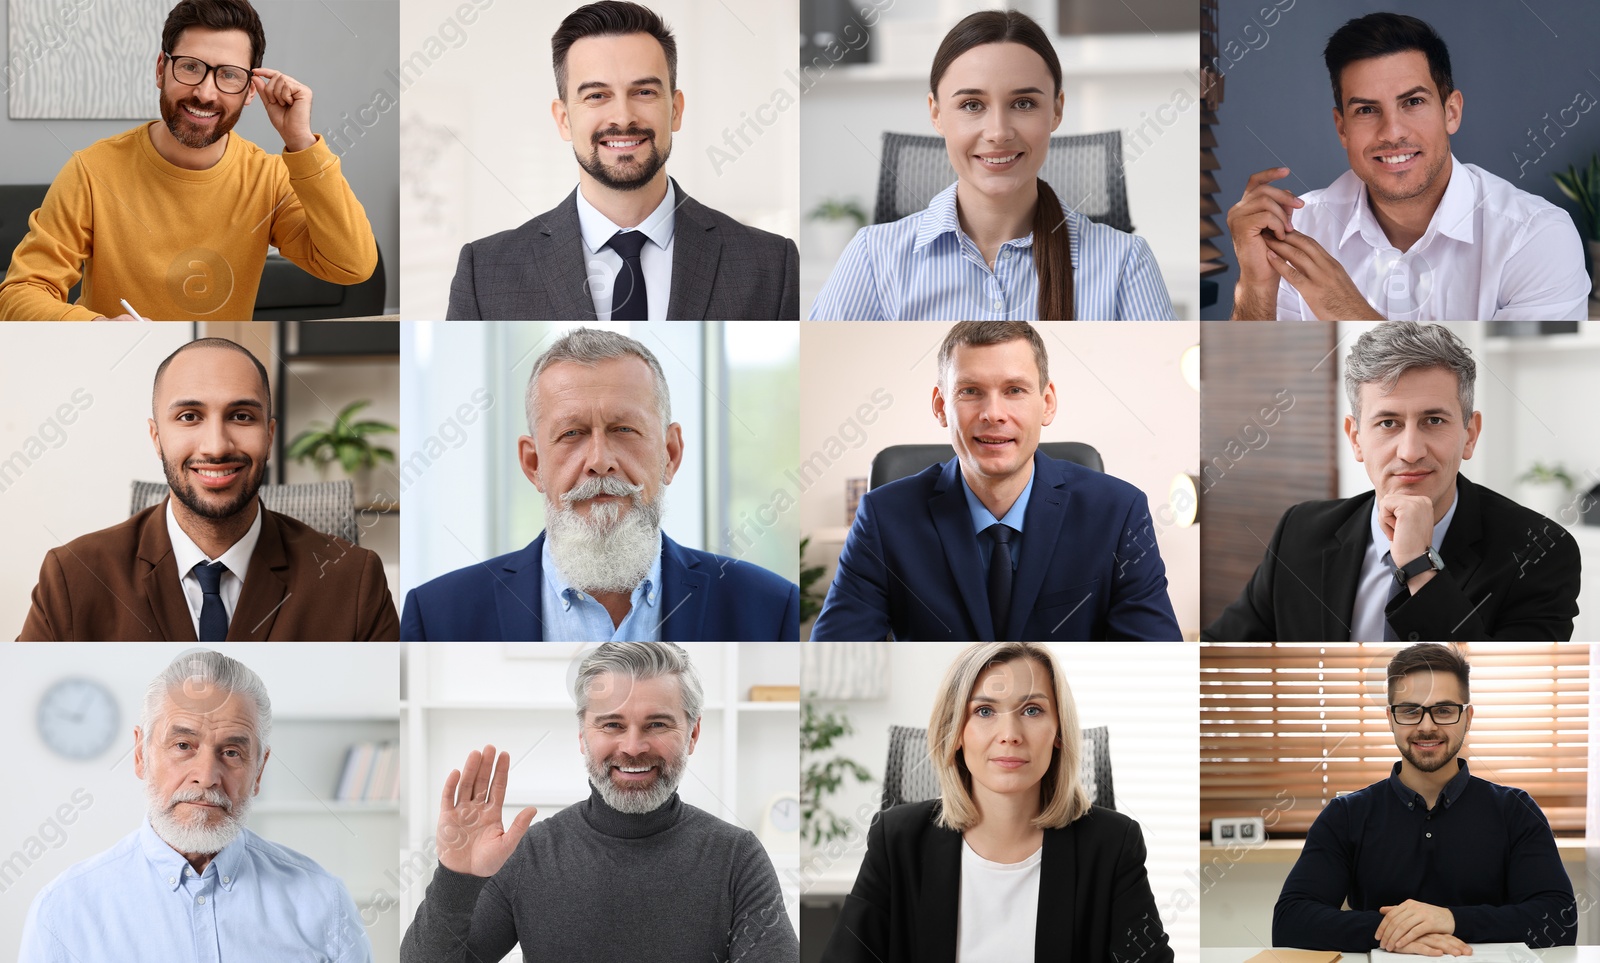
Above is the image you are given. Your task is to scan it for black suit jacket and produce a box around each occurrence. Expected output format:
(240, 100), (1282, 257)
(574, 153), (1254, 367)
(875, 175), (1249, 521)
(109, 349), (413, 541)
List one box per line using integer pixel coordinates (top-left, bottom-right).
(445, 178), (799, 320)
(1203, 474), (1580, 641)
(820, 800), (1173, 963)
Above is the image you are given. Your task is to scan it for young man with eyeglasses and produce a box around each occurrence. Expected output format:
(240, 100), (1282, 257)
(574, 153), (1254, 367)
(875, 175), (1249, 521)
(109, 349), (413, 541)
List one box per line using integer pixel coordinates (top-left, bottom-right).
(1273, 644), (1576, 954)
(0, 0), (376, 321)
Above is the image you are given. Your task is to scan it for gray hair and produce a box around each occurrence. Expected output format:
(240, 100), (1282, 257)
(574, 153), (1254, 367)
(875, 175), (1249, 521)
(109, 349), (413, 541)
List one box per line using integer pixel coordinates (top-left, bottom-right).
(524, 327), (672, 436)
(572, 642), (703, 725)
(1344, 321), (1475, 424)
(141, 650), (272, 753)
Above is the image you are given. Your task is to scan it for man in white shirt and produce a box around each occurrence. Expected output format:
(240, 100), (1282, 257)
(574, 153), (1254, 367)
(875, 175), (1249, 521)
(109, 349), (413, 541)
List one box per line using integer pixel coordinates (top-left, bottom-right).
(1227, 12), (1588, 321)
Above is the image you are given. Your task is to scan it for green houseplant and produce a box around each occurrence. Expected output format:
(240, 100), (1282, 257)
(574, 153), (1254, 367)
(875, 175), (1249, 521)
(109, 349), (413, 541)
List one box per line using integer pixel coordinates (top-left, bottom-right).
(285, 400), (397, 505)
(801, 698), (873, 848)
(1552, 155), (1600, 299)
(799, 536), (827, 624)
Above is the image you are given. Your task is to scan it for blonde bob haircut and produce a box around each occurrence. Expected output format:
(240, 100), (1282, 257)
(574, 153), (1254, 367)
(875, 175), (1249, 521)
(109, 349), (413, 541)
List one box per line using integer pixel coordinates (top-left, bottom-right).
(928, 641), (1091, 832)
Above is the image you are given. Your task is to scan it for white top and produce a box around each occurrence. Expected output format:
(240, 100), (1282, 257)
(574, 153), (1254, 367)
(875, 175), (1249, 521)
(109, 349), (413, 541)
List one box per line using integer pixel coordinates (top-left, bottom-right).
(575, 180), (677, 321)
(956, 838), (1043, 963)
(165, 498), (263, 637)
(1277, 156), (1588, 321)
(1351, 488), (1458, 642)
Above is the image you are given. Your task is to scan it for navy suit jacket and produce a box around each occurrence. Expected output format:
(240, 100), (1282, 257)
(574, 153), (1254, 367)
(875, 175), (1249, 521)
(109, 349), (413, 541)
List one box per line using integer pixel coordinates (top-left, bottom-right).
(401, 533), (799, 641)
(811, 452), (1181, 641)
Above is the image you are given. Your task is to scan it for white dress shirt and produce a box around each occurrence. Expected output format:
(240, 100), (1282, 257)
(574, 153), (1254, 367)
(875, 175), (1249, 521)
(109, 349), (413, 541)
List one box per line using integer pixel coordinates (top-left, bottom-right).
(956, 838), (1042, 962)
(1278, 156), (1589, 321)
(166, 498), (263, 638)
(575, 180), (676, 321)
(1351, 488), (1460, 643)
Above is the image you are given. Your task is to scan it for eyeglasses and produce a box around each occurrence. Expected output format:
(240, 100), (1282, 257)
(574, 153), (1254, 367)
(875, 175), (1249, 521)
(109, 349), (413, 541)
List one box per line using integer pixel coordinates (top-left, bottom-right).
(1389, 702), (1468, 725)
(164, 52), (252, 95)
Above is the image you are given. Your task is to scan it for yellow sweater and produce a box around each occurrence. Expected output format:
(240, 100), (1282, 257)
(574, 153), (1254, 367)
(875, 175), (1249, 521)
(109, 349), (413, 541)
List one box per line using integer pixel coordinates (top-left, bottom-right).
(0, 125), (376, 321)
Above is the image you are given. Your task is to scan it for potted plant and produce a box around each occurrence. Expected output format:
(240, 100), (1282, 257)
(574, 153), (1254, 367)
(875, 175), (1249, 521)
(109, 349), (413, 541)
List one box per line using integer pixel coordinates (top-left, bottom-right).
(1552, 155), (1600, 300)
(1516, 462), (1574, 520)
(285, 400), (397, 506)
(799, 536), (827, 626)
(807, 197), (868, 266)
(800, 699), (873, 848)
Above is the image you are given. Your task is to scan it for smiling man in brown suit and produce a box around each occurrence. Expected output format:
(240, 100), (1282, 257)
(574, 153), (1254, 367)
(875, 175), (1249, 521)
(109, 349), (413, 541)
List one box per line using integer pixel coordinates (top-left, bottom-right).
(18, 337), (398, 641)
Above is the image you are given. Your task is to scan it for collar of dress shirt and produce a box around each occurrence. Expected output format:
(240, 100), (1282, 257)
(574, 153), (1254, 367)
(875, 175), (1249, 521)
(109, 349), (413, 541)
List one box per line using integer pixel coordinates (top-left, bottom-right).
(166, 496), (264, 579)
(959, 459), (1035, 535)
(1367, 481), (1460, 558)
(912, 183), (1079, 264)
(576, 179), (677, 256)
(541, 535), (664, 613)
(1386, 757), (1471, 809)
(139, 816), (245, 892)
(1336, 153), (1476, 251)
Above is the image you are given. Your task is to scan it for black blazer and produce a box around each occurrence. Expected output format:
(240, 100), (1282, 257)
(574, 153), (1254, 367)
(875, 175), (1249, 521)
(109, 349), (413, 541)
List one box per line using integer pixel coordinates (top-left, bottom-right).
(1203, 474), (1580, 641)
(820, 800), (1173, 963)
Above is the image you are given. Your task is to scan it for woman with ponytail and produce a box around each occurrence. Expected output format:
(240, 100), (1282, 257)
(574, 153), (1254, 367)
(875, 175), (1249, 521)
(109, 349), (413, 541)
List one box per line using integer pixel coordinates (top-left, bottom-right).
(811, 9), (1174, 321)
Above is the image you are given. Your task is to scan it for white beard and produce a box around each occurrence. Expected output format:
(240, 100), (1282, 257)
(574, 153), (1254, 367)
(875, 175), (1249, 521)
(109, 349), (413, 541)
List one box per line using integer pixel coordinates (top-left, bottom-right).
(146, 782), (250, 855)
(545, 474), (664, 595)
(583, 734), (690, 814)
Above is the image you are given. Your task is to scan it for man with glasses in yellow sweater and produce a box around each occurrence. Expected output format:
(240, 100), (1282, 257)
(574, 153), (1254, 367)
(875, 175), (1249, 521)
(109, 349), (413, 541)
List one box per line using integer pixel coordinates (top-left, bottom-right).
(0, 0), (376, 321)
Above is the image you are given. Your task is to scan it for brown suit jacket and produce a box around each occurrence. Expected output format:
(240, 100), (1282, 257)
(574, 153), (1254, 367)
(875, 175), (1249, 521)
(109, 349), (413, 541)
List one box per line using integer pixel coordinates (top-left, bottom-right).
(18, 500), (399, 641)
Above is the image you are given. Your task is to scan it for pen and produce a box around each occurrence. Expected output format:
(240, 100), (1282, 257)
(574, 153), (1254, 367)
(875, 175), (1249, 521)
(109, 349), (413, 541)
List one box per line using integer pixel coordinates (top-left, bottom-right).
(119, 298), (146, 321)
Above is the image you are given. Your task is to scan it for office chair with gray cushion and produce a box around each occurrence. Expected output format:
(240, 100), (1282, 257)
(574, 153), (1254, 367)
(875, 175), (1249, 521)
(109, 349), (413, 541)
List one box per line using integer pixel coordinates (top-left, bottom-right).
(881, 722), (1114, 811)
(869, 442), (1102, 490)
(874, 131), (1134, 233)
(130, 479), (361, 545)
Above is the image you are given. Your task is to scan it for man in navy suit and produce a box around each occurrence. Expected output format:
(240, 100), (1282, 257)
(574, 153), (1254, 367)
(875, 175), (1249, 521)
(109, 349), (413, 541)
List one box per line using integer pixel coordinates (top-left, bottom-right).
(401, 328), (797, 641)
(811, 321), (1180, 641)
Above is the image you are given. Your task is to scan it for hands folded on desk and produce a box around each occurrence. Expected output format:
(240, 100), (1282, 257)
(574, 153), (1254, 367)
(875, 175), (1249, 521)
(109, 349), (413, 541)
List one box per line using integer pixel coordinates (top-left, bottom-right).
(1378, 900), (1468, 956)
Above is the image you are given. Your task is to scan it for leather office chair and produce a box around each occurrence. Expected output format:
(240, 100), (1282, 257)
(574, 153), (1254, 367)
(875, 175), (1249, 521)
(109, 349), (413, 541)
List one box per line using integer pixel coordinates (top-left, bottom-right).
(130, 478), (361, 545)
(869, 441), (1103, 491)
(874, 130), (1134, 232)
(880, 722), (1115, 811)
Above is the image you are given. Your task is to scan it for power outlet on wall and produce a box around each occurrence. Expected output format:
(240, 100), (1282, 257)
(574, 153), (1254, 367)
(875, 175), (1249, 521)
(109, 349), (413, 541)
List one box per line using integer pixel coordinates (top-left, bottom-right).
(1209, 815), (1267, 847)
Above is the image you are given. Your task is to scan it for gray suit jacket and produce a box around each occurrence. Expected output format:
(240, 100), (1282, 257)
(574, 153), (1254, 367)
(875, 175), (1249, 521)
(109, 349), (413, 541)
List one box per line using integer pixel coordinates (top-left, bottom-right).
(446, 179), (799, 320)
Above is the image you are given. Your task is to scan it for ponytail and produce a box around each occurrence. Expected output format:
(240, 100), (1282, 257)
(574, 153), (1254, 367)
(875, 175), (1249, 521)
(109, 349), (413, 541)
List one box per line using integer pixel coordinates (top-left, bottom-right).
(1033, 178), (1074, 321)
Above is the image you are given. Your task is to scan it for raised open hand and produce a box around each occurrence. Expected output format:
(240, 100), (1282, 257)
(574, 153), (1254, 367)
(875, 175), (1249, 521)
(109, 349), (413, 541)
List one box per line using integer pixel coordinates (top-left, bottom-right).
(436, 744), (537, 878)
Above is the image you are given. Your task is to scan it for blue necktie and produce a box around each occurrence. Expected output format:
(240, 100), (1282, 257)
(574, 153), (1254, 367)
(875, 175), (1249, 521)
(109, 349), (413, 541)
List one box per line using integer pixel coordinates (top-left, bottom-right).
(605, 230), (649, 320)
(193, 561), (229, 642)
(987, 524), (1015, 641)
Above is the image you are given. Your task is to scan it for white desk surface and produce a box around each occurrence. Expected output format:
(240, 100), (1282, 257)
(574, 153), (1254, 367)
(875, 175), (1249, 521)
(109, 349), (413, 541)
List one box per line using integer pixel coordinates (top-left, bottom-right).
(1203, 948), (1600, 963)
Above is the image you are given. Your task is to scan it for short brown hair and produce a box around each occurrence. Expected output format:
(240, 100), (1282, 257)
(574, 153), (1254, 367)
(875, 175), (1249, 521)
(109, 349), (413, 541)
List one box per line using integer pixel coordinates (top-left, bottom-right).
(927, 642), (1090, 832)
(1386, 643), (1470, 703)
(162, 0), (266, 69)
(552, 1), (677, 102)
(936, 321), (1050, 393)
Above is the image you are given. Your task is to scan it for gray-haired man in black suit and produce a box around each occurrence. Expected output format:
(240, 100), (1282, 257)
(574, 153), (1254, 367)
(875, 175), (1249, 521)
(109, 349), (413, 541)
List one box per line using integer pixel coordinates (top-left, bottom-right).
(447, 1), (799, 321)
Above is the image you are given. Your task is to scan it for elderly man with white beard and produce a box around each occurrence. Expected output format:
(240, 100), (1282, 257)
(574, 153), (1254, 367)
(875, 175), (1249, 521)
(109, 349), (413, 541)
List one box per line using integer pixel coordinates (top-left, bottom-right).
(400, 326), (799, 642)
(401, 642), (798, 963)
(18, 651), (371, 962)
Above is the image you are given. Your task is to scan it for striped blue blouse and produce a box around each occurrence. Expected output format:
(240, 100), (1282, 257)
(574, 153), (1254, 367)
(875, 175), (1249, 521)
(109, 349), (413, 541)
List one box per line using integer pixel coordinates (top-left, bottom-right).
(809, 183), (1175, 320)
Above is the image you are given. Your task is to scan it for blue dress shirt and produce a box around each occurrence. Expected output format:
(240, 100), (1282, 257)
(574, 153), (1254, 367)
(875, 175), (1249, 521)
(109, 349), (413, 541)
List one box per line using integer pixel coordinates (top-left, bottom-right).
(809, 182), (1175, 320)
(20, 819), (371, 962)
(1273, 760), (1576, 951)
(960, 466), (1035, 573)
(540, 538), (664, 642)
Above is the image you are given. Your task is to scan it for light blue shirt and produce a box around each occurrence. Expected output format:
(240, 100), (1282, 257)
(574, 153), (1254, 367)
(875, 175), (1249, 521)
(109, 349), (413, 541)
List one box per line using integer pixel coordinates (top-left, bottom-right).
(1351, 488), (1460, 642)
(20, 819), (370, 962)
(540, 538), (664, 641)
(809, 182), (1175, 320)
(960, 465), (1035, 574)
(575, 180), (677, 321)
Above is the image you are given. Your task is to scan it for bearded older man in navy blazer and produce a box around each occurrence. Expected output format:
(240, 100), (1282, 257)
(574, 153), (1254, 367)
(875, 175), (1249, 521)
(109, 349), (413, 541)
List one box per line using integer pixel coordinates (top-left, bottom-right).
(811, 322), (1180, 642)
(402, 328), (797, 642)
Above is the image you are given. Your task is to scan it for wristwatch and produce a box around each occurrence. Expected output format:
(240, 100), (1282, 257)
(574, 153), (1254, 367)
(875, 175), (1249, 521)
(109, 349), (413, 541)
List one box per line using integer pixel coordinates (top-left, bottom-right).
(1393, 546), (1445, 587)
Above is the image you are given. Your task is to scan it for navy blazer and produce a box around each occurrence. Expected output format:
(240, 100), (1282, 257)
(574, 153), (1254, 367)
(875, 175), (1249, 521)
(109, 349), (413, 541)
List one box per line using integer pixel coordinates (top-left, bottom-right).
(400, 532), (799, 641)
(810, 452), (1181, 641)
(820, 800), (1174, 963)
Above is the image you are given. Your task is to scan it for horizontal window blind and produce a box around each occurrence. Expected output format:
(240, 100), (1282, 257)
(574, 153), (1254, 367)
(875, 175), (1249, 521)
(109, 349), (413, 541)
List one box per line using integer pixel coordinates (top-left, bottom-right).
(1200, 643), (1588, 836)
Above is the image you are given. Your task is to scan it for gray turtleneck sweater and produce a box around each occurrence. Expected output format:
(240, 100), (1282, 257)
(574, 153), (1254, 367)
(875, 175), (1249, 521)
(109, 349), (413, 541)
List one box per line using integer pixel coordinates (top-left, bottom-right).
(400, 788), (797, 962)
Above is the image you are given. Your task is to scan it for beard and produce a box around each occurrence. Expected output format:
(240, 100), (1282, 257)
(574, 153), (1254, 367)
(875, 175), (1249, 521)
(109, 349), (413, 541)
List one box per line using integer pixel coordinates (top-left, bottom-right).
(583, 734), (690, 814)
(1398, 730), (1463, 773)
(146, 781), (250, 855)
(159, 86), (243, 150)
(545, 474), (663, 595)
(1363, 143), (1448, 205)
(159, 443), (265, 522)
(574, 125), (671, 191)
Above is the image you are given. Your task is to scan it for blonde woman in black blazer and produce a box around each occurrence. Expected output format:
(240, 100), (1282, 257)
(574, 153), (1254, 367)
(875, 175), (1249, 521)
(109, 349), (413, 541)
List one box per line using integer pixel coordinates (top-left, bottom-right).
(820, 642), (1173, 963)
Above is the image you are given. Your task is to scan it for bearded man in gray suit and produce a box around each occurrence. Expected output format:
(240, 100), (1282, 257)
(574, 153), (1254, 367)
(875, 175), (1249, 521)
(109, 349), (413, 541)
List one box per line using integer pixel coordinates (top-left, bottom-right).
(447, 1), (799, 321)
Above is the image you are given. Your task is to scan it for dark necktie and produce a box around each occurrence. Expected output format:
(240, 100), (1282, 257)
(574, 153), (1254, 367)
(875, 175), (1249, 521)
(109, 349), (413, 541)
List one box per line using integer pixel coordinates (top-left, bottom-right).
(605, 230), (649, 320)
(987, 524), (1015, 641)
(194, 561), (229, 642)
(1381, 550), (1403, 642)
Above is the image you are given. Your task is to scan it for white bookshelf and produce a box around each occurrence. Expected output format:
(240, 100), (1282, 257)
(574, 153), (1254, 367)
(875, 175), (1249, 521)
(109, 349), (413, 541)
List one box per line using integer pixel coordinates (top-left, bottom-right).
(398, 643), (801, 958)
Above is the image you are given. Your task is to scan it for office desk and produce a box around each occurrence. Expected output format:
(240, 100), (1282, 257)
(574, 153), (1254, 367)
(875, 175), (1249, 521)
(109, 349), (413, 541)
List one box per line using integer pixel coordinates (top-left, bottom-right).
(1203, 948), (1600, 962)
